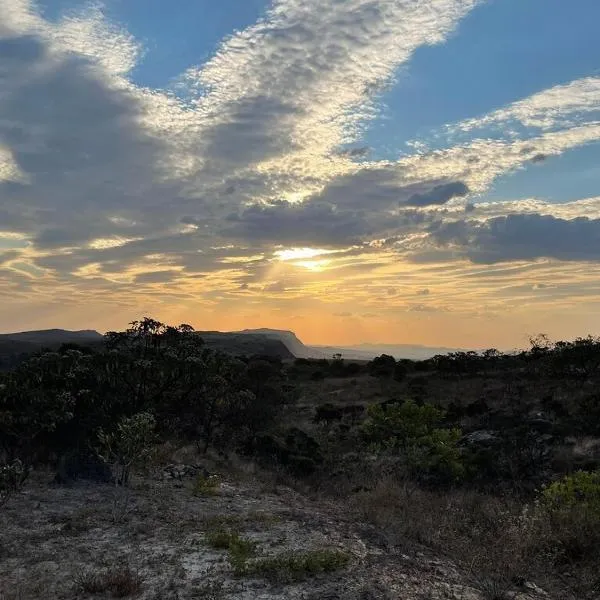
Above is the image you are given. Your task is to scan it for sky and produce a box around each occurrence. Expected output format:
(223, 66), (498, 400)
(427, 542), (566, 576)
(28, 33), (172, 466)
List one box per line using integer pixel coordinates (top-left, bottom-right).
(1, 0), (600, 349)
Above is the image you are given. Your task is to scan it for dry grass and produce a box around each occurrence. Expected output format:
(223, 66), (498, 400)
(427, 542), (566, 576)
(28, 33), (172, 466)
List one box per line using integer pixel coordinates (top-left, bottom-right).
(345, 475), (600, 599)
(73, 565), (143, 598)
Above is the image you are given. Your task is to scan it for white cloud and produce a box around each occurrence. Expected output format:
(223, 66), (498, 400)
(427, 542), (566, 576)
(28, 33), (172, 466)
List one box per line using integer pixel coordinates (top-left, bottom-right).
(396, 123), (600, 194)
(1, 0), (600, 326)
(450, 76), (600, 133)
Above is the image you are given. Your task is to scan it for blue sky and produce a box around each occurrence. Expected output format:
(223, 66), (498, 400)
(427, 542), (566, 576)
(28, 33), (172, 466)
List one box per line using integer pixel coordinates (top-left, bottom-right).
(37, 0), (600, 203)
(1, 0), (600, 346)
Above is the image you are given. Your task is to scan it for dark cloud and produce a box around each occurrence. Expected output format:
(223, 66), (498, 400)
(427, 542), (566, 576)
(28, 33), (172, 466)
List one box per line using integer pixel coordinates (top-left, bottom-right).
(222, 200), (369, 246)
(530, 153), (548, 164)
(333, 146), (370, 158)
(430, 214), (600, 263)
(406, 181), (470, 206)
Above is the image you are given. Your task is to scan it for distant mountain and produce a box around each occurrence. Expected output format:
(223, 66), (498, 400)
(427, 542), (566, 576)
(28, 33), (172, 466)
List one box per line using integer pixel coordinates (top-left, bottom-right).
(0, 329), (104, 370)
(236, 329), (321, 358)
(198, 331), (294, 359)
(0, 326), (467, 367)
(236, 329), (463, 361)
(0, 329), (103, 345)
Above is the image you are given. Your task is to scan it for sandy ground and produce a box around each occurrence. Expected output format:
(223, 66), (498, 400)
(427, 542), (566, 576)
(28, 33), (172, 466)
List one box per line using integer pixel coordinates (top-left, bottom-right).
(0, 461), (549, 600)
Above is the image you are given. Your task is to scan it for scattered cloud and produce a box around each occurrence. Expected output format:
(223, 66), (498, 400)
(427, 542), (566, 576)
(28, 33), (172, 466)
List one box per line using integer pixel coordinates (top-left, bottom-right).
(406, 181), (470, 206)
(450, 76), (600, 133)
(428, 214), (600, 263)
(0, 0), (599, 343)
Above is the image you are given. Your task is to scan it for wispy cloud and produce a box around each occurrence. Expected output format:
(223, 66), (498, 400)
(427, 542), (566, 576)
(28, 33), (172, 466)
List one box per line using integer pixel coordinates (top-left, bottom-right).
(1, 0), (600, 341)
(450, 76), (600, 132)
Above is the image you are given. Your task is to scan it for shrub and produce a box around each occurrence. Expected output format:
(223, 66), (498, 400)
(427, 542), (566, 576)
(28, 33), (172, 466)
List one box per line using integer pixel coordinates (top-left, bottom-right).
(541, 470), (600, 518)
(205, 528), (257, 573)
(193, 473), (221, 496)
(240, 549), (350, 582)
(0, 459), (27, 507)
(362, 400), (464, 482)
(97, 412), (157, 486)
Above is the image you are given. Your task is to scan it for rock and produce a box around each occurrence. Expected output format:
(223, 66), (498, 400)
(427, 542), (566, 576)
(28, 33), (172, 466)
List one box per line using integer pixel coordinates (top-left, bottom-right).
(523, 581), (548, 596)
(462, 430), (500, 446)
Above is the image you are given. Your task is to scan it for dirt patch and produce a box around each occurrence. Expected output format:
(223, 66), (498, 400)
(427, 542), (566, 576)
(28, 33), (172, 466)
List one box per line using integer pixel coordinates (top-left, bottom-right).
(1, 467), (547, 599)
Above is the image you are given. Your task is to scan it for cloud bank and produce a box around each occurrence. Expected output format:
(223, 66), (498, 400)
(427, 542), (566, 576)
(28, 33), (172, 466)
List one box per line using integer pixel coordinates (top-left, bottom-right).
(0, 0), (599, 341)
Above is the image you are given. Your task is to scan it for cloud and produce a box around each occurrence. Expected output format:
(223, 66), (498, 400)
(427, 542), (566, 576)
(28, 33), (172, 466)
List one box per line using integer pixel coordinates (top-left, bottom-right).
(429, 214), (600, 263)
(406, 181), (470, 206)
(451, 76), (600, 133)
(1, 0), (600, 338)
(222, 201), (370, 246)
(134, 270), (182, 284)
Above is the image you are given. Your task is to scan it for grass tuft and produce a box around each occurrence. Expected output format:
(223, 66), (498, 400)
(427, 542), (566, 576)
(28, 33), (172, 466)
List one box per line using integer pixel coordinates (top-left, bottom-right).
(235, 548), (351, 582)
(73, 565), (142, 598)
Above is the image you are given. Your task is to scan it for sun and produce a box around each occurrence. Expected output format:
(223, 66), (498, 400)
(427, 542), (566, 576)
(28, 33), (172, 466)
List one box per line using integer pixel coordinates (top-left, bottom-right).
(274, 247), (335, 271)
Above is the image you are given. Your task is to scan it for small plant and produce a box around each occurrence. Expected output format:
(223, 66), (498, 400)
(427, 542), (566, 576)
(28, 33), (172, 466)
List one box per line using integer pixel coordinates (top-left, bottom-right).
(237, 549), (350, 582)
(541, 470), (600, 518)
(205, 528), (241, 550)
(193, 473), (221, 496)
(473, 575), (512, 600)
(73, 565), (142, 598)
(0, 459), (27, 507)
(97, 412), (156, 522)
(205, 527), (257, 574)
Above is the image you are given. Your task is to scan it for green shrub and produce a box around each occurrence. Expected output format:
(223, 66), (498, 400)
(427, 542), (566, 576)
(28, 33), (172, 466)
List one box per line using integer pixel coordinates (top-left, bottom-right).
(193, 474), (221, 496)
(97, 411), (157, 486)
(205, 528), (257, 573)
(362, 400), (464, 482)
(541, 470), (600, 517)
(240, 549), (350, 582)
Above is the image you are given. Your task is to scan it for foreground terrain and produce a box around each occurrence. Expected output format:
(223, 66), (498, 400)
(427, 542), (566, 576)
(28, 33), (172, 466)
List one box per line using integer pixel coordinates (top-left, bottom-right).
(1, 454), (550, 600)
(2, 319), (599, 599)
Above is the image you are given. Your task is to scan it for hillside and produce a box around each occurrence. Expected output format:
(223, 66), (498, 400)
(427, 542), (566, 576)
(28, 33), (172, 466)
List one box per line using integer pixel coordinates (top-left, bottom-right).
(197, 331), (294, 359)
(237, 328), (321, 358)
(0, 329), (104, 370)
(0, 329), (103, 345)
(2, 319), (599, 598)
(0, 326), (466, 364)
(236, 328), (465, 360)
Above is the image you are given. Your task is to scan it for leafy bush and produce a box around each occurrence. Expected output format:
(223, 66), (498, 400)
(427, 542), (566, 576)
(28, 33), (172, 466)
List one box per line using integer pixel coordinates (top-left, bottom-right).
(362, 400), (464, 482)
(541, 470), (600, 519)
(0, 353), (77, 461)
(98, 411), (157, 487)
(240, 549), (350, 582)
(192, 473), (221, 496)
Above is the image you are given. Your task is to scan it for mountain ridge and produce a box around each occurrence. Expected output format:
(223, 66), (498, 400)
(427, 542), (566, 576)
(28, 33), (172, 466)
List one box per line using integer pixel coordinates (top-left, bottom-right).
(0, 327), (468, 363)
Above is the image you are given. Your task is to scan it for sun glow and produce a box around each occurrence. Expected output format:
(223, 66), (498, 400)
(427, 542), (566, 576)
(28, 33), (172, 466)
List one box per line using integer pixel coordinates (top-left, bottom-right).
(294, 259), (331, 271)
(275, 247), (332, 261)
